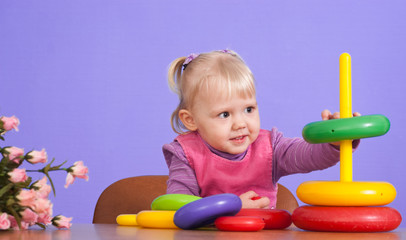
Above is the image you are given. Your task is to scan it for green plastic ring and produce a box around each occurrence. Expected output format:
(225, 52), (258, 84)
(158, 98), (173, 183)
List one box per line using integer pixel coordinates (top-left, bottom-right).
(151, 194), (202, 210)
(302, 114), (390, 144)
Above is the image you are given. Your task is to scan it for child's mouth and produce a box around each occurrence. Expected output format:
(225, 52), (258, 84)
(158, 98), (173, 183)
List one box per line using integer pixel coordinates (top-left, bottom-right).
(231, 135), (247, 143)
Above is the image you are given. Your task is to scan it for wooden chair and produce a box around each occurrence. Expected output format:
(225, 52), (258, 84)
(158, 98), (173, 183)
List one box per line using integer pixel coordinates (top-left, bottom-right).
(93, 175), (299, 224)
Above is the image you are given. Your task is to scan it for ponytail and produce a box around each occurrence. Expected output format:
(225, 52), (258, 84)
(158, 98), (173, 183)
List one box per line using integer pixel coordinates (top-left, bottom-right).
(167, 57), (187, 134)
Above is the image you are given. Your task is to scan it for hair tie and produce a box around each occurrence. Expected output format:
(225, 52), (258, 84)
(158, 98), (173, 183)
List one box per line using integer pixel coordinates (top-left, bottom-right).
(183, 53), (199, 70)
(182, 50), (235, 70)
(216, 49), (235, 55)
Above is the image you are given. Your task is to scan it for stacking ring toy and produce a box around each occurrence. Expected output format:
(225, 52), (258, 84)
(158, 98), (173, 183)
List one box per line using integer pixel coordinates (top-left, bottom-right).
(296, 53), (398, 214)
(215, 216), (265, 231)
(174, 193), (242, 230)
(151, 194), (201, 210)
(136, 210), (178, 229)
(116, 214), (138, 226)
(297, 181), (396, 206)
(292, 206), (402, 232)
(236, 209), (292, 229)
(302, 114), (390, 144)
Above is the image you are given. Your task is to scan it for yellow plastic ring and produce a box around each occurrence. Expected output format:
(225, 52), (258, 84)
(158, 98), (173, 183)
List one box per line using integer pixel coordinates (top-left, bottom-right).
(296, 181), (396, 206)
(116, 214), (138, 226)
(136, 210), (178, 229)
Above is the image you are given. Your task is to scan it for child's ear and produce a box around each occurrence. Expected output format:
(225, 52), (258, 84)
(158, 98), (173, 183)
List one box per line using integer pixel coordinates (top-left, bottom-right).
(179, 109), (197, 131)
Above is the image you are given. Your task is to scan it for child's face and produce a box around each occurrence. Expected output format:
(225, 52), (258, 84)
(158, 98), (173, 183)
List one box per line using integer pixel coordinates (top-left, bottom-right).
(190, 91), (260, 154)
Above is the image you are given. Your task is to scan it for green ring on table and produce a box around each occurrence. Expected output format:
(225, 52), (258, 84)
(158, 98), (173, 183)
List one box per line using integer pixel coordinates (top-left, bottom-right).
(302, 114), (390, 144)
(151, 194), (202, 210)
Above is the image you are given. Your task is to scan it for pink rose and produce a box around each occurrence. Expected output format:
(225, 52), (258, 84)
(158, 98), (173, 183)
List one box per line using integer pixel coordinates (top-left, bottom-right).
(7, 215), (29, 230)
(3, 146), (24, 164)
(52, 215), (72, 229)
(0, 116), (20, 132)
(64, 173), (75, 188)
(8, 168), (28, 183)
(34, 198), (53, 215)
(21, 208), (38, 226)
(26, 149), (47, 164)
(33, 176), (52, 199)
(37, 212), (53, 226)
(71, 161), (89, 180)
(0, 213), (11, 230)
(65, 161), (89, 188)
(17, 189), (36, 208)
(34, 198), (53, 226)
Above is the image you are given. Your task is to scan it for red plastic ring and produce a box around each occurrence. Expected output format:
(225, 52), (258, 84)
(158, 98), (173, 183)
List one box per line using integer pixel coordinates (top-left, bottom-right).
(236, 208), (292, 230)
(215, 216), (265, 231)
(292, 206), (402, 232)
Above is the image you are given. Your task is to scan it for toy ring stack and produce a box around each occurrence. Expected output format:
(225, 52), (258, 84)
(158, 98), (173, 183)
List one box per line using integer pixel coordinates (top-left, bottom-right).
(292, 53), (402, 232)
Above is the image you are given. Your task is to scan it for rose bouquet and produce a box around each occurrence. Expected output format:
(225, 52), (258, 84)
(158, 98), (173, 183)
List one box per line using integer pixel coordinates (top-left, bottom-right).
(0, 115), (89, 230)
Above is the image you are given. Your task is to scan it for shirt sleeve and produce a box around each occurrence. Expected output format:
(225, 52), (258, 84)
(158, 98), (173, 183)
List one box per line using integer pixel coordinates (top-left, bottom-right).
(162, 141), (200, 196)
(271, 128), (360, 183)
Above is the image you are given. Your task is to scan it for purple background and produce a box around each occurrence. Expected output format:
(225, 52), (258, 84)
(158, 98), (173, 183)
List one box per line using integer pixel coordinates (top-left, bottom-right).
(1, 1), (405, 226)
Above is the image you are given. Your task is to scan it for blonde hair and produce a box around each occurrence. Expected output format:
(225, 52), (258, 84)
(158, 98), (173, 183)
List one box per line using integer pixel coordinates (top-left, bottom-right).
(167, 50), (256, 134)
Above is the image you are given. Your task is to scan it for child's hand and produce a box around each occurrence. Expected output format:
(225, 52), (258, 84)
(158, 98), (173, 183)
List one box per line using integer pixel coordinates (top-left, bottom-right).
(239, 191), (270, 209)
(321, 109), (361, 146)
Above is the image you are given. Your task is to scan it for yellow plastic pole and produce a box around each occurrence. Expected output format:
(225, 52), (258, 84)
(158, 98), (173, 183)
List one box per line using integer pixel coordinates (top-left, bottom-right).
(339, 53), (353, 182)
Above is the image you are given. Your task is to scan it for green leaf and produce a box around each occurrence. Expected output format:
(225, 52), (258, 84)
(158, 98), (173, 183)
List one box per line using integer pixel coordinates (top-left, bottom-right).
(44, 172), (56, 196)
(42, 158), (55, 174)
(50, 160), (67, 170)
(36, 222), (46, 229)
(15, 177), (32, 189)
(0, 183), (14, 198)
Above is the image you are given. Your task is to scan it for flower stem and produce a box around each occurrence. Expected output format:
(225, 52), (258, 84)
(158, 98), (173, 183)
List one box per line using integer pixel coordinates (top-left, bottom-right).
(26, 168), (67, 173)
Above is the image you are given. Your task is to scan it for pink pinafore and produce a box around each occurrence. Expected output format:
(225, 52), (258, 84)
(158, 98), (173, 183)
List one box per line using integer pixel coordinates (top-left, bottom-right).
(176, 129), (277, 207)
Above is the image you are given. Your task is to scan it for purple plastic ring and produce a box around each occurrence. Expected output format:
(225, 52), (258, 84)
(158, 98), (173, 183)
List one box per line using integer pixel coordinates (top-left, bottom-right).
(174, 193), (242, 230)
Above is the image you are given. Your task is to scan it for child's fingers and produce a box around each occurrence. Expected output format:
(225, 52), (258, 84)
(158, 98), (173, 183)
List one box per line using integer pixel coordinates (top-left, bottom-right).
(255, 197), (271, 209)
(239, 190), (258, 199)
(321, 109), (332, 120)
(332, 112), (340, 119)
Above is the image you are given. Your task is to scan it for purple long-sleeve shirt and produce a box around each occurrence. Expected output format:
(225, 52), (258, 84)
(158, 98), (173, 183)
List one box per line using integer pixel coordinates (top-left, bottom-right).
(163, 128), (359, 196)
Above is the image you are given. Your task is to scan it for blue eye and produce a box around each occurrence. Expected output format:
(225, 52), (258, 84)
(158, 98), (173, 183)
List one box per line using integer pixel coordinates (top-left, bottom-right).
(219, 112), (230, 118)
(245, 107), (254, 113)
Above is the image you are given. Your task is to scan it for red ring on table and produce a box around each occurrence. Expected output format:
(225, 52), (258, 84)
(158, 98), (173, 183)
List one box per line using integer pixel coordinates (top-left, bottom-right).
(236, 209), (292, 230)
(292, 205), (402, 232)
(215, 216), (265, 231)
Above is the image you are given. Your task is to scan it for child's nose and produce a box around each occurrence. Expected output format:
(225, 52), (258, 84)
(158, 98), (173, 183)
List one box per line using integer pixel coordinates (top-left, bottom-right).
(232, 116), (247, 130)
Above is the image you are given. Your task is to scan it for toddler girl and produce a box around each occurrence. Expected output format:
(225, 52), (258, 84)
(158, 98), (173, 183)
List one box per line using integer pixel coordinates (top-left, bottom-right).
(163, 50), (359, 209)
